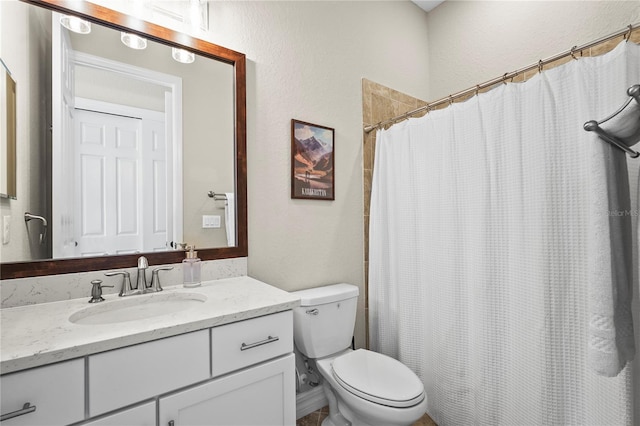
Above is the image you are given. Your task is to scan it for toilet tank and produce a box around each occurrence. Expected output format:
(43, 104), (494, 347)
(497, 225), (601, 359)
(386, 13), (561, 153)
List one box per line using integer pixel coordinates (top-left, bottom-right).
(291, 283), (359, 359)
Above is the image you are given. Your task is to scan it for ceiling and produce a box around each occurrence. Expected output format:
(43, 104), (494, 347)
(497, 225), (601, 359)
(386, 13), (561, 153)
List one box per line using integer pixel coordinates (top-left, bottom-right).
(411, 0), (445, 13)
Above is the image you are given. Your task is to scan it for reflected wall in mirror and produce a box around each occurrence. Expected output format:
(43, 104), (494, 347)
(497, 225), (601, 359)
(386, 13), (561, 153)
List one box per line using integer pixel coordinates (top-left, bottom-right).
(0, 59), (17, 200)
(0, 0), (247, 279)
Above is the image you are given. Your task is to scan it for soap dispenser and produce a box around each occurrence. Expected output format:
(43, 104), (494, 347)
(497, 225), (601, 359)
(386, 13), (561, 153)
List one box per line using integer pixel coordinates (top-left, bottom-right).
(182, 245), (201, 288)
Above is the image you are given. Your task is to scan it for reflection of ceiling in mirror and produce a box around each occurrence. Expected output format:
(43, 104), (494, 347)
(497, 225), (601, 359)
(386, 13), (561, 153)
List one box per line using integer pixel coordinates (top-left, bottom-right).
(76, 66), (168, 112)
(86, 0), (209, 32)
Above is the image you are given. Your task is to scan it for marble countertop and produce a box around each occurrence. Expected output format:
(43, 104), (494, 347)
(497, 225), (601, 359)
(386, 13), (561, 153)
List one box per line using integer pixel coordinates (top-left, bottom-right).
(1, 276), (300, 375)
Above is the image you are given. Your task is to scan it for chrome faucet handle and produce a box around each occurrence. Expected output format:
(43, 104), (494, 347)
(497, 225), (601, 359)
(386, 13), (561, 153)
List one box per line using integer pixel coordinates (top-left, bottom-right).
(137, 256), (149, 291)
(104, 271), (137, 297)
(88, 279), (113, 303)
(150, 266), (174, 292)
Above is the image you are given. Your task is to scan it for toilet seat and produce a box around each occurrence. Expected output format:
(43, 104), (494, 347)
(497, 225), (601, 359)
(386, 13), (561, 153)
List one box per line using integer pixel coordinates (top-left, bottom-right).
(331, 349), (425, 408)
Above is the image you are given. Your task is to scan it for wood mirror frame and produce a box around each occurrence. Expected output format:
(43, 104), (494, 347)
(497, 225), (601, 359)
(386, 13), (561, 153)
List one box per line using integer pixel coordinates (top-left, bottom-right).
(1, 0), (247, 279)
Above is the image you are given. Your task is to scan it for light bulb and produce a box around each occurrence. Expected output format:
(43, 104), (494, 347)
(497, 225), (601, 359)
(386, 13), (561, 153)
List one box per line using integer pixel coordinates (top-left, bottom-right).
(121, 32), (148, 50)
(172, 48), (195, 64)
(59, 15), (91, 34)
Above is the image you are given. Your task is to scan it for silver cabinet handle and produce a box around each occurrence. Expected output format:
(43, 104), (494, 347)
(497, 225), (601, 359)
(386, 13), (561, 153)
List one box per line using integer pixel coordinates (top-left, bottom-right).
(306, 309), (319, 315)
(1, 402), (37, 421)
(240, 336), (279, 351)
(168, 421), (175, 426)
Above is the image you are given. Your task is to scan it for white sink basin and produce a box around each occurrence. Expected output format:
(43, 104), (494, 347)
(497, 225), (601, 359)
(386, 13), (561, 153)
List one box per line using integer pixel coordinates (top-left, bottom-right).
(69, 292), (207, 325)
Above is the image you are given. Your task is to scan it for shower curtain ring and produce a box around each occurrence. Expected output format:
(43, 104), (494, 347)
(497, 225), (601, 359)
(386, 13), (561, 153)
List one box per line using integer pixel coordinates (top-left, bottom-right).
(448, 95), (454, 105)
(502, 73), (508, 85)
(570, 46), (578, 60)
(475, 85), (480, 96)
(538, 60), (544, 73)
(625, 24), (632, 42)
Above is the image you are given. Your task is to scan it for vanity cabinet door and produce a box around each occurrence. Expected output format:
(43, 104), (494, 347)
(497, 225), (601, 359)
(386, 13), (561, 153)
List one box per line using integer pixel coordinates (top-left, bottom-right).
(0, 359), (84, 426)
(80, 401), (155, 426)
(159, 354), (295, 426)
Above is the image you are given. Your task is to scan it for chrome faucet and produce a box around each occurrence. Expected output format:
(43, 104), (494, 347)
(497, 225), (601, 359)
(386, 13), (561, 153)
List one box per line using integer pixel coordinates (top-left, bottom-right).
(136, 256), (149, 291)
(104, 256), (173, 296)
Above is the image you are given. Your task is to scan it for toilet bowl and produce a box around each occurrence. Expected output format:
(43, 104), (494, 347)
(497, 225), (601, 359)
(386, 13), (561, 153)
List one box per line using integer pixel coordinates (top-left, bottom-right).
(291, 284), (427, 426)
(317, 349), (427, 426)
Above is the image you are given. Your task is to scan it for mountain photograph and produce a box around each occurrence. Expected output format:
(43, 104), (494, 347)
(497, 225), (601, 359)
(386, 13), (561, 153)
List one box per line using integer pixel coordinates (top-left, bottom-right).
(291, 120), (335, 200)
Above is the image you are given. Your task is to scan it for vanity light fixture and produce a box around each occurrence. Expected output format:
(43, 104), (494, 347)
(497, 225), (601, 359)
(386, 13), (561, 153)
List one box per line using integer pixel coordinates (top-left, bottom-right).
(59, 15), (91, 34)
(121, 32), (148, 50)
(172, 47), (195, 64)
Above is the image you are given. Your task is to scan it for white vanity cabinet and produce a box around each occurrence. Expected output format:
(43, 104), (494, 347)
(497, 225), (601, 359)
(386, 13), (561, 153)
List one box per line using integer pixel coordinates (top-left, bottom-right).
(82, 312), (294, 426)
(0, 359), (84, 426)
(1, 277), (300, 426)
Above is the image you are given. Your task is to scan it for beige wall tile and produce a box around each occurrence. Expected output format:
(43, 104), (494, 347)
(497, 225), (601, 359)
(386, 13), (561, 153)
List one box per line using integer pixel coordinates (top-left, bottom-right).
(363, 132), (374, 171)
(523, 68), (539, 81)
(369, 80), (391, 98)
(362, 79), (375, 125)
(590, 35), (625, 56)
(391, 88), (420, 107)
(371, 93), (396, 124)
(363, 168), (372, 216)
(364, 214), (370, 262)
(395, 100), (418, 117)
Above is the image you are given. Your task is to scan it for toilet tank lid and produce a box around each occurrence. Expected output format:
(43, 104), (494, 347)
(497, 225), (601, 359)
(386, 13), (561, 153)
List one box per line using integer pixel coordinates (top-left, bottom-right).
(292, 283), (359, 306)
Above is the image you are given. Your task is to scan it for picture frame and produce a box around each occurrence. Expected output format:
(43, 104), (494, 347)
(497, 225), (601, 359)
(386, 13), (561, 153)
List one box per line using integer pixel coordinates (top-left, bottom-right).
(291, 119), (335, 200)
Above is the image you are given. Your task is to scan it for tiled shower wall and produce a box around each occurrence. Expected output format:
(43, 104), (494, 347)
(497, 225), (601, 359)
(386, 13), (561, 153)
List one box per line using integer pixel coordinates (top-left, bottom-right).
(360, 29), (640, 349)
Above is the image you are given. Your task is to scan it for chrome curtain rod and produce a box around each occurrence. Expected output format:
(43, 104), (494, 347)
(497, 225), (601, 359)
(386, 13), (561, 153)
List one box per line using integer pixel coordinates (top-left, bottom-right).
(364, 23), (640, 134)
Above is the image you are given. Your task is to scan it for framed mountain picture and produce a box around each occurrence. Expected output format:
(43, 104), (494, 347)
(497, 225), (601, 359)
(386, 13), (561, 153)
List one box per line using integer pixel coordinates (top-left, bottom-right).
(291, 119), (335, 200)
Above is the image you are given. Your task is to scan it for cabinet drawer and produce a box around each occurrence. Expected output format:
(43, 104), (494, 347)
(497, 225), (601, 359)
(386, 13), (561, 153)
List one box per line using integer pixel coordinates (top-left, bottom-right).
(89, 330), (209, 417)
(211, 311), (292, 377)
(0, 359), (84, 426)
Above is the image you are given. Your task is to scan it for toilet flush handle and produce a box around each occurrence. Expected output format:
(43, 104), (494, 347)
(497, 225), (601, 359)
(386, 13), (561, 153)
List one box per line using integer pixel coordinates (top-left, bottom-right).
(306, 309), (319, 315)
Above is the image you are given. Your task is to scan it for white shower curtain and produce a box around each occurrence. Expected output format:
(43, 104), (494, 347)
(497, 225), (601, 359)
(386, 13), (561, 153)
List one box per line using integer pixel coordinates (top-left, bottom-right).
(369, 41), (639, 425)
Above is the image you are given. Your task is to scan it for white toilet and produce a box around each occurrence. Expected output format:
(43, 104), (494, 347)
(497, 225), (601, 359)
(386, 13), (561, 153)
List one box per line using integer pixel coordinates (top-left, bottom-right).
(292, 283), (427, 426)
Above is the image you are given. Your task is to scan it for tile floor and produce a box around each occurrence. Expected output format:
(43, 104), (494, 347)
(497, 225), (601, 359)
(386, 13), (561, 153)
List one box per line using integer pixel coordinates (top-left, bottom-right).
(296, 406), (437, 426)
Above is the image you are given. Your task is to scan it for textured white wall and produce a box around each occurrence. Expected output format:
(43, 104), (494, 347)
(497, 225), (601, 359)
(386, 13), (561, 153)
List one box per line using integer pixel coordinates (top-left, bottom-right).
(204, 1), (431, 347)
(427, 1), (640, 100)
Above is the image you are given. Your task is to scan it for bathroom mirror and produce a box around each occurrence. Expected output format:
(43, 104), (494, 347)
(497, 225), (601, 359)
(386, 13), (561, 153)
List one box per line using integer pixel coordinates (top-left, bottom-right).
(0, 0), (247, 279)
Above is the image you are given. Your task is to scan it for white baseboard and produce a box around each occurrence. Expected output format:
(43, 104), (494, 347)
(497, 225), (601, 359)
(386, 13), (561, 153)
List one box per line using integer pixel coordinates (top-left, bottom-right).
(296, 386), (328, 419)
